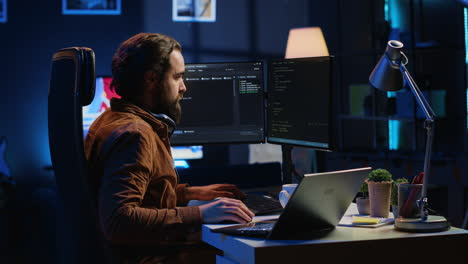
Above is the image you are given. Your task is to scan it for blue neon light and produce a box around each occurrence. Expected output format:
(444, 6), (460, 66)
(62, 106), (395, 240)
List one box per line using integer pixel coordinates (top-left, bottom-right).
(62, 0), (122, 15)
(465, 8), (468, 64)
(0, 0), (7, 23)
(388, 119), (400, 150)
(465, 8), (468, 129)
(385, 0), (401, 150)
(174, 160), (190, 169)
(384, 0), (389, 22)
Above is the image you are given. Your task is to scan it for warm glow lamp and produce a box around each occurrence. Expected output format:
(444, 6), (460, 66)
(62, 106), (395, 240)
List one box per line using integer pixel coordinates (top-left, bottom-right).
(285, 27), (329, 59)
(369, 40), (449, 232)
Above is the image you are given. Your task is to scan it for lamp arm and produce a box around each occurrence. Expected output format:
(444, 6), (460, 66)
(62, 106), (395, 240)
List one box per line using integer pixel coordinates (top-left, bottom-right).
(419, 118), (434, 220)
(400, 63), (436, 220)
(400, 64), (436, 121)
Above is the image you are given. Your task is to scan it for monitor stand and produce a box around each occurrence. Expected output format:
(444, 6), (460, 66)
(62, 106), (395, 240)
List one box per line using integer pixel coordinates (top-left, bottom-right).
(281, 145), (302, 184)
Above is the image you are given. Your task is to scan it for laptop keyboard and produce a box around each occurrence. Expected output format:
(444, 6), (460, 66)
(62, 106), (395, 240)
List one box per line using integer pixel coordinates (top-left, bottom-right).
(212, 221), (275, 237)
(243, 193), (284, 215)
(237, 222), (275, 232)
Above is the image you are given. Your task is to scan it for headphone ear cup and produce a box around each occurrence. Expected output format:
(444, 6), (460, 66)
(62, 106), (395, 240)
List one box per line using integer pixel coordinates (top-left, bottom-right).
(152, 113), (176, 137)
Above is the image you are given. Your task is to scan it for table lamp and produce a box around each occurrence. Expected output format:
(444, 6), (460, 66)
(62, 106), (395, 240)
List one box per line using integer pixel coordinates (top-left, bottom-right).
(285, 27), (329, 59)
(369, 40), (449, 232)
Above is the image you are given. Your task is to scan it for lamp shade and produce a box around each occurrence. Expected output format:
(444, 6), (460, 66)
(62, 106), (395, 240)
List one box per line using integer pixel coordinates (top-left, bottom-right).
(285, 27), (329, 59)
(369, 40), (405, 92)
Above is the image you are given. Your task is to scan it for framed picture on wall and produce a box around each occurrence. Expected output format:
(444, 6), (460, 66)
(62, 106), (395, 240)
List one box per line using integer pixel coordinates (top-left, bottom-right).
(62, 0), (121, 15)
(173, 0), (216, 22)
(0, 0), (7, 23)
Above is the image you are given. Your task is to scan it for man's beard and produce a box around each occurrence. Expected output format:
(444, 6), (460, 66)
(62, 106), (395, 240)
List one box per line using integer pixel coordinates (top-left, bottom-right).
(153, 86), (182, 124)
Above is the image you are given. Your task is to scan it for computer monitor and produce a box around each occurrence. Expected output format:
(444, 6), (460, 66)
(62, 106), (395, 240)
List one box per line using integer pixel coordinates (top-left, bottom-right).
(82, 76), (116, 138)
(82, 76), (204, 160)
(171, 61), (266, 145)
(267, 56), (335, 151)
(171, 145), (203, 160)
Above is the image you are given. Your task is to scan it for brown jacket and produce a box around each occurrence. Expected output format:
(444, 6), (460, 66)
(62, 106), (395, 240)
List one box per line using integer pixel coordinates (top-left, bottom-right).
(85, 98), (202, 248)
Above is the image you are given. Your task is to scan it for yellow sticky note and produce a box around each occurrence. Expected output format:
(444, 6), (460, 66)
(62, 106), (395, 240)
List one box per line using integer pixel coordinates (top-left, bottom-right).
(352, 216), (382, 225)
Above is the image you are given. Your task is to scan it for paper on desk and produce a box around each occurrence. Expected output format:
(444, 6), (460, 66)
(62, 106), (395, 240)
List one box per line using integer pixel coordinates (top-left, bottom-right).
(338, 203), (394, 228)
(339, 215), (394, 228)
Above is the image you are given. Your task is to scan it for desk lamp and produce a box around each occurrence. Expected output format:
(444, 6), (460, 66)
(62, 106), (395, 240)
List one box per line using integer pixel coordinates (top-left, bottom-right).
(285, 27), (329, 59)
(369, 40), (449, 232)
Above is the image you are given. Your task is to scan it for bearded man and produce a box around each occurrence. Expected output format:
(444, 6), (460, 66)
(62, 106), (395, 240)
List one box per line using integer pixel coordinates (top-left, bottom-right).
(85, 33), (253, 263)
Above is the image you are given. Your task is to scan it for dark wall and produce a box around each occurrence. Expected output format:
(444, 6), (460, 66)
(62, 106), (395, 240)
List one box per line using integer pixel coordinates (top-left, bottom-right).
(143, 0), (340, 61)
(0, 0), (143, 186)
(0, 1), (144, 262)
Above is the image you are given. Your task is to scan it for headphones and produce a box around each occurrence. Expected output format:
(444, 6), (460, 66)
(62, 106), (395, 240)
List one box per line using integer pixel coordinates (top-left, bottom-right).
(152, 113), (176, 137)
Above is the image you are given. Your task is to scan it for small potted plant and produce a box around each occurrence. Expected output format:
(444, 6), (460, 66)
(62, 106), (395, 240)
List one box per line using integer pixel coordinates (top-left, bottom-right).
(391, 178), (409, 218)
(367, 168), (393, 217)
(356, 181), (370, 215)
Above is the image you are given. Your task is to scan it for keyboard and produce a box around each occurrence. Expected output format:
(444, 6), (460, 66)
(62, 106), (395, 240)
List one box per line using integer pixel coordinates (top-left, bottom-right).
(215, 222), (275, 237)
(243, 193), (284, 215)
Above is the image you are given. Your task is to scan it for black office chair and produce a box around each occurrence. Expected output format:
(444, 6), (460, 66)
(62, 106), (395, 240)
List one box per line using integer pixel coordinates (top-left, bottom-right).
(48, 47), (109, 263)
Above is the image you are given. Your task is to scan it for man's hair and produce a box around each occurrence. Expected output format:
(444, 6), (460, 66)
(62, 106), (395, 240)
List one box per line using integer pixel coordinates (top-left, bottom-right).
(110, 33), (182, 99)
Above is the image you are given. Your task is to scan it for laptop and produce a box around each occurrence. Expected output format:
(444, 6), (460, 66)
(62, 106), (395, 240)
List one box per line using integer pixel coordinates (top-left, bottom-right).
(211, 167), (372, 240)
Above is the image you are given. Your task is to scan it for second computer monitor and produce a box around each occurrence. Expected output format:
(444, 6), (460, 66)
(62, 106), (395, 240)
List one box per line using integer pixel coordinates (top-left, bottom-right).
(171, 61), (265, 145)
(267, 56), (334, 151)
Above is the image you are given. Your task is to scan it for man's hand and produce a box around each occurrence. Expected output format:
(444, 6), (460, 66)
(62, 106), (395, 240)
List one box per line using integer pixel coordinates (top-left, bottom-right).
(186, 184), (246, 201)
(199, 198), (255, 224)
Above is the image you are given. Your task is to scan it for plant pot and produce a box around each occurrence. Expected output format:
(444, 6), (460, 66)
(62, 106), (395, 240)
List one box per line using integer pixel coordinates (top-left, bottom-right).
(368, 181), (392, 218)
(356, 197), (370, 215)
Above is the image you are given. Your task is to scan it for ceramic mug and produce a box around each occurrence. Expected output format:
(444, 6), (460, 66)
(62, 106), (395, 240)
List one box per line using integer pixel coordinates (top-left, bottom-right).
(278, 183), (298, 208)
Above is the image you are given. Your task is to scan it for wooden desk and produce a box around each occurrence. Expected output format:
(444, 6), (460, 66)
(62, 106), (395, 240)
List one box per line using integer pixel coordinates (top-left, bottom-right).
(202, 209), (468, 263)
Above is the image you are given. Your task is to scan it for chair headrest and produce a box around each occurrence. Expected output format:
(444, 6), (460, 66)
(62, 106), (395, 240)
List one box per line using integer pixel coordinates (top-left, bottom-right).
(81, 47), (96, 106)
(51, 47), (96, 106)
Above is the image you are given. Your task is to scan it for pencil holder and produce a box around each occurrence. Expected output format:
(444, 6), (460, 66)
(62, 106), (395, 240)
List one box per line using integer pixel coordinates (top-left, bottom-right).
(398, 184), (423, 218)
